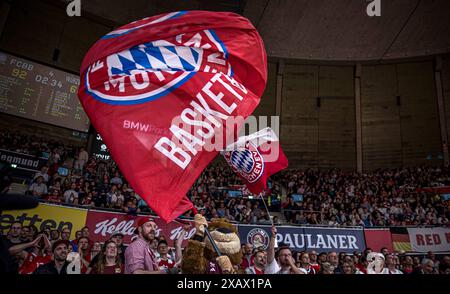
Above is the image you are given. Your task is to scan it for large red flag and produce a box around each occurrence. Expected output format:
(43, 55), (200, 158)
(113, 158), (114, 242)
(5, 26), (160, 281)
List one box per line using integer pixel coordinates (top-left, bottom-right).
(78, 11), (267, 222)
(222, 128), (288, 194)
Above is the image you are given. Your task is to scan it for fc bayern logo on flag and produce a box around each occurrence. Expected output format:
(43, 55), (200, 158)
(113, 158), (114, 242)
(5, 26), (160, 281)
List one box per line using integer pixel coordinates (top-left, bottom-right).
(223, 142), (265, 183)
(84, 28), (232, 105)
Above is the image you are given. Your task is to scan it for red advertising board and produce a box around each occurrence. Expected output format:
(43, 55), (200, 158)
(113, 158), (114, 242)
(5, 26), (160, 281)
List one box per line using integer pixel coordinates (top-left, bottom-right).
(364, 228), (393, 252)
(85, 209), (195, 247)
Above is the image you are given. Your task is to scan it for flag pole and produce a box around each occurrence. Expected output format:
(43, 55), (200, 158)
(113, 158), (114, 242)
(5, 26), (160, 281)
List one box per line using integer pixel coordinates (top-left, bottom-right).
(259, 190), (274, 227)
(176, 207), (223, 257)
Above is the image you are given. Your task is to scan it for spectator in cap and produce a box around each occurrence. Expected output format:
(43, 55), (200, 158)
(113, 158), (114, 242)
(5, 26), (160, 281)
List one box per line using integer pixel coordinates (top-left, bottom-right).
(124, 218), (168, 274)
(110, 231), (126, 263)
(90, 240), (123, 274)
(156, 240), (175, 271)
(33, 240), (70, 274)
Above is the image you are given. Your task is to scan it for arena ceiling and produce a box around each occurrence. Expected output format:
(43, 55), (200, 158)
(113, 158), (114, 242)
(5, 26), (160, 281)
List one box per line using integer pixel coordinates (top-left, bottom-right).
(76, 0), (450, 62)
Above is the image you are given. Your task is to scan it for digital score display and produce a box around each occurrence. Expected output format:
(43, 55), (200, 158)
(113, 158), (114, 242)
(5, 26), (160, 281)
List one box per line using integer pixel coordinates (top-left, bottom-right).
(0, 51), (90, 132)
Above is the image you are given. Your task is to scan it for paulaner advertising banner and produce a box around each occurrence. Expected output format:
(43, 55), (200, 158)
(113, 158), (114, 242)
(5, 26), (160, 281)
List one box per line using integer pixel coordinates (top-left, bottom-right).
(238, 224), (366, 253)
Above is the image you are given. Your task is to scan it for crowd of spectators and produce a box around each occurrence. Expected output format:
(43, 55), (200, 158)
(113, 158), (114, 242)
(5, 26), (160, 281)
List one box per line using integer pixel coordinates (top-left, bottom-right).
(1, 221), (449, 274)
(2, 129), (450, 227)
(1, 130), (450, 275)
(238, 226), (450, 275)
(275, 168), (450, 227)
(186, 166), (282, 224)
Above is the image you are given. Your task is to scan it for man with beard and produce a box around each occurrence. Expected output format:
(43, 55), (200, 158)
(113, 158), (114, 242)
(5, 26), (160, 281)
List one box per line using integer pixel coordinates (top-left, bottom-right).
(124, 218), (170, 274)
(245, 247), (267, 274)
(33, 240), (70, 274)
(240, 243), (254, 270)
(245, 226), (279, 274)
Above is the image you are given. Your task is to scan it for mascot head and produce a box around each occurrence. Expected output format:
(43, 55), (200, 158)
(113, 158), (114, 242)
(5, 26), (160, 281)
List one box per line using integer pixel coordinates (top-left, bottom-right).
(366, 252), (385, 274)
(204, 218), (242, 266)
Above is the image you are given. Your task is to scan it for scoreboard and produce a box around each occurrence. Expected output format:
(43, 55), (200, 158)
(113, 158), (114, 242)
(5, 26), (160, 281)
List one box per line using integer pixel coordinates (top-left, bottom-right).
(0, 51), (90, 132)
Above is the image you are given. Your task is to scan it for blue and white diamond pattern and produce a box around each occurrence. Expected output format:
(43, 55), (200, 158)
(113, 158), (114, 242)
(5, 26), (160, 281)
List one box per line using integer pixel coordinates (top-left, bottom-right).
(230, 149), (254, 174)
(106, 41), (202, 78)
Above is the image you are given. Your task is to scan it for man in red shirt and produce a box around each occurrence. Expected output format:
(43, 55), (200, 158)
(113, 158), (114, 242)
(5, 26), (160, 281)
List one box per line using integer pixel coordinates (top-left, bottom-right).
(240, 243), (254, 270)
(309, 250), (321, 273)
(8, 234), (52, 274)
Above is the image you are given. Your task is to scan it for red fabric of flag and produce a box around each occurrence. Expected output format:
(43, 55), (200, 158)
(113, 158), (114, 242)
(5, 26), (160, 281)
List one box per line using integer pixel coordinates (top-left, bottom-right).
(78, 11), (267, 222)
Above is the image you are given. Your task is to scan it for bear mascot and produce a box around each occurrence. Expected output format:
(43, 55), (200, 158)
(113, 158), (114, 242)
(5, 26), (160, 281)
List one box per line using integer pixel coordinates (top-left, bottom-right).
(181, 214), (243, 274)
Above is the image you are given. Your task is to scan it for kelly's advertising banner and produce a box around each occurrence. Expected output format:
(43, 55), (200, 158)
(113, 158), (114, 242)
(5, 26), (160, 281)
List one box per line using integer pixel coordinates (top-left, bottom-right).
(407, 227), (450, 253)
(238, 224), (366, 253)
(0, 203), (87, 240)
(85, 209), (195, 246)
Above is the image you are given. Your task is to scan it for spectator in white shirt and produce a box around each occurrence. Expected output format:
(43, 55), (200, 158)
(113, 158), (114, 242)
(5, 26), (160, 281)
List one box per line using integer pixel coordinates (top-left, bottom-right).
(64, 183), (79, 204)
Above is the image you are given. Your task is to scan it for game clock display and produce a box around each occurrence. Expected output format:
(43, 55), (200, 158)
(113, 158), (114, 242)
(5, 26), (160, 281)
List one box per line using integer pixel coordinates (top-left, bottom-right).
(0, 51), (89, 132)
